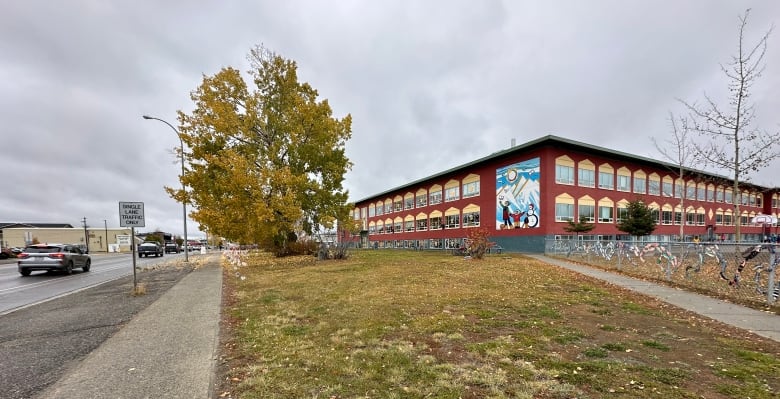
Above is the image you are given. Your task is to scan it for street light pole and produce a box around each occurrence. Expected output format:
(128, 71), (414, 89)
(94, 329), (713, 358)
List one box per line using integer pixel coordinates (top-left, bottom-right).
(142, 115), (189, 262)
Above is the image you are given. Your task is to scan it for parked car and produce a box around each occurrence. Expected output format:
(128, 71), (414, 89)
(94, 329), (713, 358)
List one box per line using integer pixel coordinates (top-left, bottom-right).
(164, 243), (180, 254)
(17, 244), (91, 276)
(138, 242), (164, 258)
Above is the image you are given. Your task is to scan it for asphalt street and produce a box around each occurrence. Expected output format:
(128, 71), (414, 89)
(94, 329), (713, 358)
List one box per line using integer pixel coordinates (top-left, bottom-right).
(0, 264), (194, 399)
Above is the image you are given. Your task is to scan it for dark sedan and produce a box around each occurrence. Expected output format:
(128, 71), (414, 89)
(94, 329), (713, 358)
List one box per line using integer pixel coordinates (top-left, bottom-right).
(17, 244), (92, 276)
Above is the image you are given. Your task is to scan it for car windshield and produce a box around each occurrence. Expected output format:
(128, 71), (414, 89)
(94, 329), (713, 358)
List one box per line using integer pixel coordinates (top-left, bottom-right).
(24, 246), (62, 253)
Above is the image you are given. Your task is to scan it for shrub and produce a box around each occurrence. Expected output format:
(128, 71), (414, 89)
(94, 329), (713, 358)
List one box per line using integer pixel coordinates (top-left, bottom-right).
(464, 227), (495, 260)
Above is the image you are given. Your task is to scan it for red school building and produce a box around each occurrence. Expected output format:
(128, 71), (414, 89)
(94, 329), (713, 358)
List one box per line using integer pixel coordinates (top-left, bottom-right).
(350, 135), (780, 253)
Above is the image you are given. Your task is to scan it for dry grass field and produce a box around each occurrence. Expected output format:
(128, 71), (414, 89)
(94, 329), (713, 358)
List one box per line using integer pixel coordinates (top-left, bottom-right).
(216, 250), (780, 398)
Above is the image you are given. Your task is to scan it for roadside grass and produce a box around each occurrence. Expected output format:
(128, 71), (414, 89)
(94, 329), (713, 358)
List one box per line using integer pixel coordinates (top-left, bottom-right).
(218, 250), (780, 399)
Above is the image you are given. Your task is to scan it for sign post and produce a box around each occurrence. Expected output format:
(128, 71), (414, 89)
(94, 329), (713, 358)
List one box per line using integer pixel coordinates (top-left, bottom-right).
(119, 202), (145, 290)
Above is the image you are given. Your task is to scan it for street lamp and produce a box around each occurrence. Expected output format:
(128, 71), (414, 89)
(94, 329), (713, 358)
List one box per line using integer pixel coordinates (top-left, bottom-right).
(142, 115), (189, 261)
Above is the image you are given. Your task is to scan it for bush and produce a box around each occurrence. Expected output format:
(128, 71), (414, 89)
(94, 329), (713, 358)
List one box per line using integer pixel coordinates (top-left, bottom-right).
(464, 227), (495, 260)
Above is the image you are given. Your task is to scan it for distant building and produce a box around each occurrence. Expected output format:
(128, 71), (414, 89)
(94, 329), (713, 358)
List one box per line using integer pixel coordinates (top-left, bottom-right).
(350, 135), (780, 253)
(1, 222), (133, 253)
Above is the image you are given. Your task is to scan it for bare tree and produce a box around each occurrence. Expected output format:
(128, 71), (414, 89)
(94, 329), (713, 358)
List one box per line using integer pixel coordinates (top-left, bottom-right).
(682, 9), (780, 242)
(652, 112), (697, 241)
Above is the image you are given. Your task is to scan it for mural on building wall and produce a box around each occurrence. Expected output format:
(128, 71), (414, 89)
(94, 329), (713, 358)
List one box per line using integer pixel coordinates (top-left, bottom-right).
(496, 157), (540, 230)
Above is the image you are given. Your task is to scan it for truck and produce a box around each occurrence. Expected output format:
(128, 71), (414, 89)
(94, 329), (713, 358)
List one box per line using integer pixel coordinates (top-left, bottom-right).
(138, 242), (164, 258)
(164, 242), (180, 254)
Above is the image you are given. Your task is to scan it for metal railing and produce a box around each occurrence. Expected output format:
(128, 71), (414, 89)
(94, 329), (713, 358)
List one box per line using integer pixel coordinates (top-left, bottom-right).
(546, 238), (779, 308)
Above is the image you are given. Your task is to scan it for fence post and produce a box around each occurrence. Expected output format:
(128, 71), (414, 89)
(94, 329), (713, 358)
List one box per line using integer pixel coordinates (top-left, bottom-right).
(768, 251), (777, 305)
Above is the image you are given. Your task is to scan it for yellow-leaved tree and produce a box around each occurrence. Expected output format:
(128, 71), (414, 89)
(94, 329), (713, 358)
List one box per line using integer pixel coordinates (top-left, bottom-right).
(173, 46), (353, 256)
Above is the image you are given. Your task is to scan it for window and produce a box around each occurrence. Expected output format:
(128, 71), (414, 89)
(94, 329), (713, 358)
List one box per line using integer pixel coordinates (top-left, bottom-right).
(662, 210), (673, 225)
(555, 194), (575, 222)
(404, 193), (414, 210)
(686, 210), (696, 225)
(368, 205), (375, 217)
(556, 203), (574, 222)
(697, 183), (705, 201)
(598, 205), (613, 223)
(556, 164), (575, 185)
(674, 209), (682, 225)
(650, 208), (660, 224)
(394, 220), (402, 233)
(394, 196), (403, 212)
(724, 213), (733, 226)
(444, 180), (459, 202)
(674, 179), (683, 199)
(716, 212), (723, 225)
(463, 211), (480, 227)
(706, 185), (715, 202)
(633, 171), (646, 194)
(384, 199), (393, 214)
(429, 189), (442, 205)
(725, 190), (733, 204)
(662, 181), (673, 197)
(617, 175), (630, 192)
(416, 218), (428, 231)
(376, 202), (383, 216)
(598, 164), (614, 190)
(462, 204), (480, 227)
(405, 220), (414, 232)
(696, 211), (705, 226)
(445, 186), (459, 202)
(429, 216), (442, 230)
(462, 174), (480, 198)
(687, 182), (696, 200)
(578, 160), (595, 187)
(617, 167), (630, 192)
(716, 187), (724, 202)
(415, 190), (427, 208)
(649, 174), (661, 196)
(445, 214), (460, 229)
(579, 204), (595, 222)
(556, 156), (575, 184)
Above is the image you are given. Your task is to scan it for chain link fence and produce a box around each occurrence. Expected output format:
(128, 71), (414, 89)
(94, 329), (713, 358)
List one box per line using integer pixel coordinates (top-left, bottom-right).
(545, 238), (779, 310)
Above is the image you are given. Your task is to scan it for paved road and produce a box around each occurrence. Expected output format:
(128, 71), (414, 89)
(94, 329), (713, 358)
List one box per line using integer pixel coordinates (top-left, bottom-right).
(0, 263), (195, 399)
(0, 252), (190, 315)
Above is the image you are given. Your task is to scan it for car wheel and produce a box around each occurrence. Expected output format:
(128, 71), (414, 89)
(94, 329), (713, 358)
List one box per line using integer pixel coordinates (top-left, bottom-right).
(65, 262), (73, 275)
(82, 260), (91, 272)
(20, 268), (31, 276)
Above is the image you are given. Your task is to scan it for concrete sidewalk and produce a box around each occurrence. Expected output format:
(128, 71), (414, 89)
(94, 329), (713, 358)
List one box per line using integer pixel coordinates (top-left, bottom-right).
(528, 254), (780, 342)
(37, 257), (223, 399)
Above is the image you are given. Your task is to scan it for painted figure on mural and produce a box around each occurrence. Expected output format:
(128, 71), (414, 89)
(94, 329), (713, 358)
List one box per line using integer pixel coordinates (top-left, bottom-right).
(525, 203), (538, 227)
(512, 210), (523, 228)
(500, 198), (513, 228)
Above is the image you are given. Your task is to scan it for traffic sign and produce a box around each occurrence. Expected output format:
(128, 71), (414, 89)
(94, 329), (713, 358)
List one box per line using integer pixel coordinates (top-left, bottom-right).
(119, 202), (145, 227)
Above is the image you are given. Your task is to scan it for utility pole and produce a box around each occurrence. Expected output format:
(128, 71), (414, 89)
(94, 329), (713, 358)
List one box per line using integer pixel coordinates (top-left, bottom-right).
(81, 217), (89, 253)
(104, 219), (109, 253)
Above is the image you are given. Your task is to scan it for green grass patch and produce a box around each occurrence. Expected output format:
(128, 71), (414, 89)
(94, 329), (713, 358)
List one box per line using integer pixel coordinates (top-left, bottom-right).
(219, 250), (780, 399)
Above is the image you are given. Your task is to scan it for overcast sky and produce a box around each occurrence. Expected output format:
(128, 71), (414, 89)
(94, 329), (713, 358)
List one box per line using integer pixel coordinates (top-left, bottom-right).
(2, 1), (779, 239)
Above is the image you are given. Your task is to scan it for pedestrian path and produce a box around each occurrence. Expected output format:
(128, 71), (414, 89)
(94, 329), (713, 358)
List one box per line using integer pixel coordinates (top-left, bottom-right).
(528, 254), (780, 342)
(37, 256), (223, 399)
